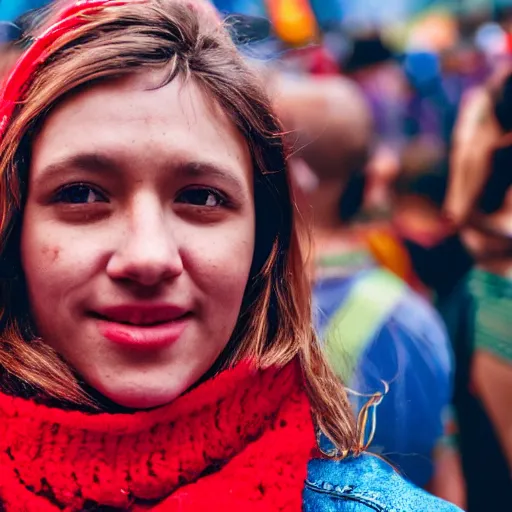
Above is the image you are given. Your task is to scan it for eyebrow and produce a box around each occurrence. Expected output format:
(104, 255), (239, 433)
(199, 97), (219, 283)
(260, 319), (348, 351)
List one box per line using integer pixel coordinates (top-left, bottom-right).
(173, 161), (248, 196)
(34, 152), (249, 196)
(34, 153), (125, 187)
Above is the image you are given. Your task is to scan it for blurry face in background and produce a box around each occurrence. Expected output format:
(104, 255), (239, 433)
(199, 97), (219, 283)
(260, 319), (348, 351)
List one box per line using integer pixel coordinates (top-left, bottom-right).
(21, 71), (255, 409)
(275, 75), (373, 183)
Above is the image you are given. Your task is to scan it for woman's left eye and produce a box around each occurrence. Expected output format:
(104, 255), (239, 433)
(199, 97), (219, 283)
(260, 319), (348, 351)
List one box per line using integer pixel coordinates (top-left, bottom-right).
(175, 188), (226, 207)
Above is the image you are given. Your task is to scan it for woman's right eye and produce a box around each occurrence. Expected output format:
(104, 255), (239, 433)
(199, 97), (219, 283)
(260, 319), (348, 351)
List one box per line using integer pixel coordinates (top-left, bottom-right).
(53, 184), (108, 204)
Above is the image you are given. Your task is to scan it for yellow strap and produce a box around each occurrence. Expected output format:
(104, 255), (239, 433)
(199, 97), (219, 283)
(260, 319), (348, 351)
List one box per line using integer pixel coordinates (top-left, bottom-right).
(323, 269), (406, 383)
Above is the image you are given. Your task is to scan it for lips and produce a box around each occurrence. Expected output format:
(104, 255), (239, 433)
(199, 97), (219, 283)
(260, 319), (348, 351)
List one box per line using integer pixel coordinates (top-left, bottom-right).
(92, 304), (191, 349)
(94, 304), (189, 326)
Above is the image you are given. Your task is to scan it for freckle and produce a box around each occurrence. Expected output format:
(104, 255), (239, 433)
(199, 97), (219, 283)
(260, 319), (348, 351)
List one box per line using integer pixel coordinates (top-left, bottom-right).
(52, 248), (60, 262)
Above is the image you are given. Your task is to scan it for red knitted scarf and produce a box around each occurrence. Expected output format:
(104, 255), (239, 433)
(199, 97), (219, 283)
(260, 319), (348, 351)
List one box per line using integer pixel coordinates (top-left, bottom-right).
(0, 360), (316, 511)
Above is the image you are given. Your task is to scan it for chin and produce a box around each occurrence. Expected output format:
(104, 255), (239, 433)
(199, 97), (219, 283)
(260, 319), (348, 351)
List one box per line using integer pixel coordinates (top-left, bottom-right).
(98, 383), (183, 411)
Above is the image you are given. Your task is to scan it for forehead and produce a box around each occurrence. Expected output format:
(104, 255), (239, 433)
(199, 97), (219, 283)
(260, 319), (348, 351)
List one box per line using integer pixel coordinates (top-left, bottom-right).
(31, 70), (252, 178)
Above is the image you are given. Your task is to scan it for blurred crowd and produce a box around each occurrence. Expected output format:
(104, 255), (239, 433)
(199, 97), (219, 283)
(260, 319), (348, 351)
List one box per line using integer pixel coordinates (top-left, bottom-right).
(1, 1), (511, 511)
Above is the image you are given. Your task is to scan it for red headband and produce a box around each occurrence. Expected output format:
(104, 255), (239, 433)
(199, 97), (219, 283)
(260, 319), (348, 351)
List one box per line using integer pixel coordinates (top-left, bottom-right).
(0, 0), (145, 140)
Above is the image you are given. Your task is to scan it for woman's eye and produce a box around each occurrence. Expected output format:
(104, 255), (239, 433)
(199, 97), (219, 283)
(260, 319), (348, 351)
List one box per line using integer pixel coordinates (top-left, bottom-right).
(53, 184), (108, 204)
(176, 188), (226, 207)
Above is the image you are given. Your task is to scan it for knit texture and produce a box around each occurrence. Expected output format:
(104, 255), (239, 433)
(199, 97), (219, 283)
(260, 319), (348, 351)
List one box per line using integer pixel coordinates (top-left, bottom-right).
(0, 359), (316, 511)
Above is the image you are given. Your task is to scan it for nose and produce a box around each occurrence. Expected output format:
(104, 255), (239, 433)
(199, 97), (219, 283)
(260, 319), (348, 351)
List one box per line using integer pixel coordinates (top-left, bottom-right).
(106, 195), (183, 287)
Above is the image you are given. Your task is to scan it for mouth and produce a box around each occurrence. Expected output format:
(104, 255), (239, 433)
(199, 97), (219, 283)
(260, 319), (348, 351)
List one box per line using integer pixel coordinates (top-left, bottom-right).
(92, 304), (191, 325)
(90, 305), (192, 349)
(90, 312), (191, 327)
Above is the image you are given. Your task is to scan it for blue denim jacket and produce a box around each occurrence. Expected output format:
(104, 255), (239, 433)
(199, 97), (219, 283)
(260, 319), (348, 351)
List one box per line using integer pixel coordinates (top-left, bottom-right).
(304, 453), (462, 511)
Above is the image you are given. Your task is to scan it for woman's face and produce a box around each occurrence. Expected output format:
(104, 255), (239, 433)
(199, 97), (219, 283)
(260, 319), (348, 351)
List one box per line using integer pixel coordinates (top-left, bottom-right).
(21, 71), (255, 409)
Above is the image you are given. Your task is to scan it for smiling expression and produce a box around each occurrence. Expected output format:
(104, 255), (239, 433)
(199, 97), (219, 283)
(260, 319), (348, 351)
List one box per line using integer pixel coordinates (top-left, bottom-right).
(21, 71), (255, 409)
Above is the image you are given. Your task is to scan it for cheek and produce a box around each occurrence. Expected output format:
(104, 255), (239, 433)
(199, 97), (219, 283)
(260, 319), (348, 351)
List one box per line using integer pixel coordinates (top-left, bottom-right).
(182, 224), (255, 307)
(20, 217), (103, 315)
(21, 218), (62, 293)
(20, 220), (67, 336)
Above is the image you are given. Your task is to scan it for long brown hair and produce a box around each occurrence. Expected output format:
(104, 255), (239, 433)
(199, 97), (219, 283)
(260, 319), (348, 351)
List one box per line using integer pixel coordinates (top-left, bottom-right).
(0, 0), (357, 456)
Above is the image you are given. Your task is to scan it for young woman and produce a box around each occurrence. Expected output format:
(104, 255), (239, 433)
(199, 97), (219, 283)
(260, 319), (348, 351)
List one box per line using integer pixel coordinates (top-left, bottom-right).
(0, 1), (461, 510)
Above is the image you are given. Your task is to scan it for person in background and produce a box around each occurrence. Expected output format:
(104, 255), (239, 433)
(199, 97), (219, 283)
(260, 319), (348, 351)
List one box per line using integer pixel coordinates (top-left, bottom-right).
(437, 71), (512, 512)
(341, 36), (407, 217)
(273, 71), (415, 285)
(0, 1), (463, 511)
(391, 149), (471, 298)
(274, 74), (464, 506)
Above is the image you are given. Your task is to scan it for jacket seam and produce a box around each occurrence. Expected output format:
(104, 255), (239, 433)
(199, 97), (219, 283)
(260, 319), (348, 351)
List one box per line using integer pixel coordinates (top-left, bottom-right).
(304, 481), (388, 511)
